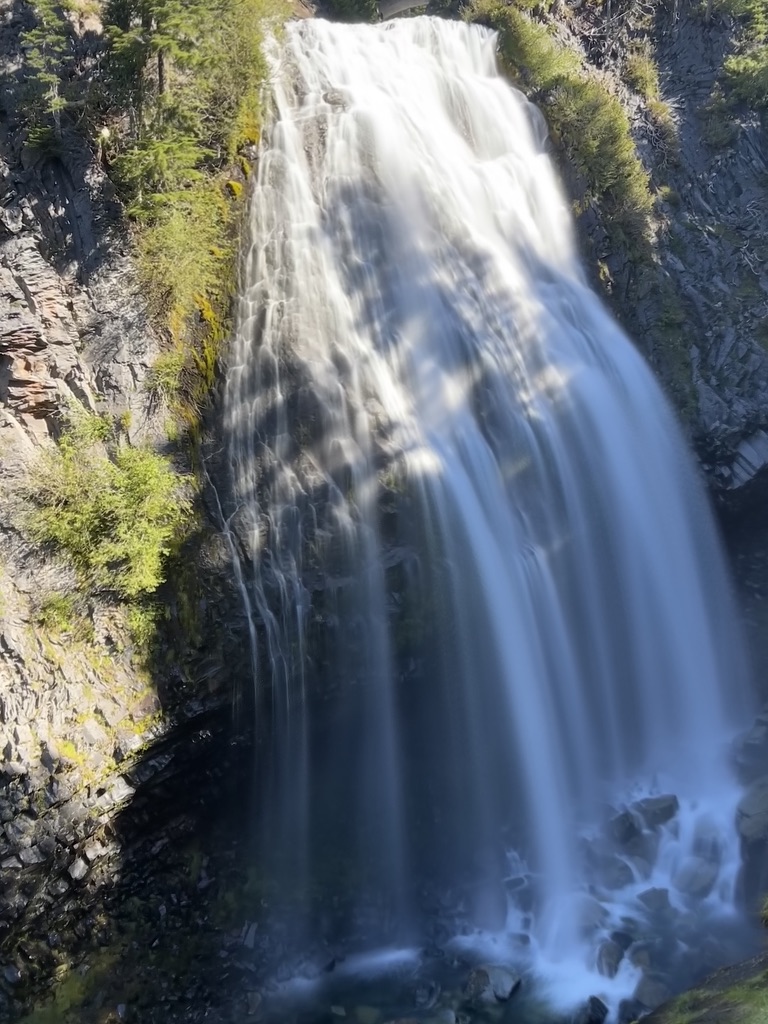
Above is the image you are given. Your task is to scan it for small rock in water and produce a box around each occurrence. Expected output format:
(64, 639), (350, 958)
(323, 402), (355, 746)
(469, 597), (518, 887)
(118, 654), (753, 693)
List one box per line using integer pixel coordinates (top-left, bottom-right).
(634, 975), (671, 1009)
(637, 887), (671, 913)
(331, 1008), (347, 1018)
(597, 939), (623, 978)
(632, 794), (679, 829)
(246, 991), (262, 1018)
(572, 995), (608, 1024)
(464, 968), (495, 1004)
(628, 944), (652, 970)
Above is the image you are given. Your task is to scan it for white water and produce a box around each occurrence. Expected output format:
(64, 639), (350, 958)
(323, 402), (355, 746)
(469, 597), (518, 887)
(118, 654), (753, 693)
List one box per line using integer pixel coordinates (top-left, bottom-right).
(223, 17), (752, 1015)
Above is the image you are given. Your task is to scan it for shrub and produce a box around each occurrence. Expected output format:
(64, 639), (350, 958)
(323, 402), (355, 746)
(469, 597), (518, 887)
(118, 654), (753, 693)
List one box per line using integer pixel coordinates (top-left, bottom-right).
(724, 47), (768, 105)
(625, 48), (660, 99)
(28, 411), (190, 600)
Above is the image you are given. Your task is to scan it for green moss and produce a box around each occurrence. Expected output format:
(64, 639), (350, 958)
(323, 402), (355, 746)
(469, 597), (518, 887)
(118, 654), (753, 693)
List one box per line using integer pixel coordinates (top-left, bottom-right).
(226, 179), (244, 199)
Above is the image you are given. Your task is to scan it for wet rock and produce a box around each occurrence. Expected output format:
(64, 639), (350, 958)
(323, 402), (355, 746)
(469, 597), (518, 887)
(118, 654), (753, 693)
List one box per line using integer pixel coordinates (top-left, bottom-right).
(673, 856), (719, 898)
(632, 794), (679, 829)
(610, 929), (635, 951)
(415, 981), (440, 1009)
(246, 991), (262, 1017)
(628, 944), (653, 970)
(607, 809), (643, 847)
(463, 965), (520, 1004)
(597, 939), (623, 978)
(618, 998), (644, 1024)
(3, 965), (21, 985)
(572, 995), (608, 1024)
(736, 776), (768, 841)
(634, 975), (670, 1009)
(637, 887), (670, 913)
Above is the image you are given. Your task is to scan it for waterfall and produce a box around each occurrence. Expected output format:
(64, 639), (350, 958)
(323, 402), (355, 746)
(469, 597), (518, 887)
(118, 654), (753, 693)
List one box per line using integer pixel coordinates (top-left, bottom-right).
(223, 16), (752, 1015)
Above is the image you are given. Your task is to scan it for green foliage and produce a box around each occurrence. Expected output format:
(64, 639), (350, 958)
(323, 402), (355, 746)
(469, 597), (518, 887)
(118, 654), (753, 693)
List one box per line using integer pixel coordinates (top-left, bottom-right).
(714, 0), (768, 106)
(28, 410), (189, 601)
(625, 47), (660, 99)
(37, 592), (76, 633)
(146, 347), (187, 403)
(20, 0), (72, 131)
(469, 0), (653, 249)
(699, 85), (740, 144)
(324, 0), (378, 21)
(127, 601), (161, 652)
(725, 46), (768, 104)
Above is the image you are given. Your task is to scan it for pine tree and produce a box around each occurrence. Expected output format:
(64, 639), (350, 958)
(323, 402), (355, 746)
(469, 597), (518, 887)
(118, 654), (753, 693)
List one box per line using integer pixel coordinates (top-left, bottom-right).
(21, 0), (72, 136)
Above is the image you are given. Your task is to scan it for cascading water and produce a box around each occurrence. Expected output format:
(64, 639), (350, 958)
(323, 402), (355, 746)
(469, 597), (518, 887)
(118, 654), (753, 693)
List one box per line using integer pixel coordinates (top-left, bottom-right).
(222, 16), (754, 1017)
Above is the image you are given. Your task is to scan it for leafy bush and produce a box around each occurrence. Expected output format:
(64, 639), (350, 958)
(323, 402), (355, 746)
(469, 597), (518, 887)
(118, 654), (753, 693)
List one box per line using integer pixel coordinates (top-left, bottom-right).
(469, 0), (653, 247)
(28, 412), (190, 600)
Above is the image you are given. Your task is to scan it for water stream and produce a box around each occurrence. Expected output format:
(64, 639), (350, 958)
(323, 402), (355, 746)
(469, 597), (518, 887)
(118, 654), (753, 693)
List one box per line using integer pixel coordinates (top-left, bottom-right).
(222, 17), (754, 1018)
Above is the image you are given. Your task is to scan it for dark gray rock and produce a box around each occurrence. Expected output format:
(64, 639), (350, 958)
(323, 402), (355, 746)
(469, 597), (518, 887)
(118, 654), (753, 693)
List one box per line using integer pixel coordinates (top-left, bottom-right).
(637, 888), (671, 913)
(631, 795), (679, 829)
(572, 995), (608, 1024)
(597, 939), (623, 978)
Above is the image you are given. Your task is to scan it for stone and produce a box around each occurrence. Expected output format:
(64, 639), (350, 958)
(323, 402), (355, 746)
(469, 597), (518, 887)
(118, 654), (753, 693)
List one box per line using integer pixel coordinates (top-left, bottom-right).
(609, 930), (634, 951)
(18, 845), (45, 866)
(331, 1009), (347, 1018)
(3, 965), (21, 985)
(68, 858), (89, 881)
(631, 795), (679, 829)
(485, 965), (520, 1001)
(737, 777), (768, 841)
(246, 991), (262, 1017)
(597, 939), (623, 978)
(415, 981), (440, 1008)
(634, 975), (670, 1010)
(618, 998), (645, 1024)
(464, 964), (520, 1004)
(637, 887), (670, 913)
(607, 809), (643, 847)
(572, 995), (608, 1024)
(673, 856), (719, 899)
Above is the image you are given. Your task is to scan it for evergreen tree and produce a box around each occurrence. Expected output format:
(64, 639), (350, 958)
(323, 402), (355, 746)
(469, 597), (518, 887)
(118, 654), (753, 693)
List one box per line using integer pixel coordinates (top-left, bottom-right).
(21, 0), (72, 136)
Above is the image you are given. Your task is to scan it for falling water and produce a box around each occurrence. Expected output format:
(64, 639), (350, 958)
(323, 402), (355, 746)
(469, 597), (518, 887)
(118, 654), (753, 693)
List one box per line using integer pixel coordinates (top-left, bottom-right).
(223, 17), (753, 1015)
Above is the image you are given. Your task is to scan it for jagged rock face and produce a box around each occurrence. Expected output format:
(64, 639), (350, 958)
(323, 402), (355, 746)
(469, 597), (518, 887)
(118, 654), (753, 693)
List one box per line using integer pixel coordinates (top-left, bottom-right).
(568, 8), (768, 498)
(0, 0), (162, 445)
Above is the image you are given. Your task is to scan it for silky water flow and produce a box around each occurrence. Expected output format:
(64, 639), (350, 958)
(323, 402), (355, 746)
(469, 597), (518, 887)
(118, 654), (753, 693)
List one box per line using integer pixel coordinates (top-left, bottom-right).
(222, 17), (754, 1017)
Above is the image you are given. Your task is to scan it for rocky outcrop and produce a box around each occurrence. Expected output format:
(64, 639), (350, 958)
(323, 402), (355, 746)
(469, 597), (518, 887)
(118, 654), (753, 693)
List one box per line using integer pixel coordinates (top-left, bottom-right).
(563, 4), (768, 498)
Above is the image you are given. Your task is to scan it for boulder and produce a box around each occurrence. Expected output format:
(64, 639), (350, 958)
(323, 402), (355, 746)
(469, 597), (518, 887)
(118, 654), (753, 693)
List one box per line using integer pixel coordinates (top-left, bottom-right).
(572, 995), (608, 1024)
(631, 795), (679, 829)
(637, 887), (670, 913)
(597, 939), (623, 978)
(463, 965), (521, 1004)
(634, 974), (670, 1010)
(736, 776), (768, 842)
(673, 856), (719, 899)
